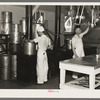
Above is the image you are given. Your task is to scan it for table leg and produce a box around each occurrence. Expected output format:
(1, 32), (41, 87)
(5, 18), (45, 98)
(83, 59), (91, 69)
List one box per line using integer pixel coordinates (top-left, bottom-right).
(89, 72), (95, 90)
(60, 69), (66, 89)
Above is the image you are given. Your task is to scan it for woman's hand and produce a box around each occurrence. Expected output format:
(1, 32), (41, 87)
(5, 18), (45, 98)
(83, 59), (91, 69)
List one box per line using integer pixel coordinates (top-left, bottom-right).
(29, 40), (34, 42)
(48, 44), (53, 50)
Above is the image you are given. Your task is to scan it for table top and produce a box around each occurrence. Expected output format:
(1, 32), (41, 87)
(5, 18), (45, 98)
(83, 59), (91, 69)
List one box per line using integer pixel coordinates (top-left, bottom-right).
(60, 54), (100, 69)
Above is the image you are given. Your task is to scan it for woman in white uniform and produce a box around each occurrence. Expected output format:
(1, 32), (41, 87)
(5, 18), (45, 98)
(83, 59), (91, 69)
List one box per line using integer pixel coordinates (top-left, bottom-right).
(31, 25), (51, 84)
(71, 23), (90, 78)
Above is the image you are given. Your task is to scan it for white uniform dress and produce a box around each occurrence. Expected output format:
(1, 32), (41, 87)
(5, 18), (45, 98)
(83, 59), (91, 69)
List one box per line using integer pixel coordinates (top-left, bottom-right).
(71, 34), (85, 79)
(34, 34), (51, 84)
(71, 26), (89, 79)
(72, 34), (85, 58)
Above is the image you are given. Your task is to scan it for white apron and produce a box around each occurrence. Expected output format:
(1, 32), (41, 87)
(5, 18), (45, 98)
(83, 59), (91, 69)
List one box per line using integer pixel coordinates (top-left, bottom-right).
(36, 49), (48, 84)
(34, 35), (51, 84)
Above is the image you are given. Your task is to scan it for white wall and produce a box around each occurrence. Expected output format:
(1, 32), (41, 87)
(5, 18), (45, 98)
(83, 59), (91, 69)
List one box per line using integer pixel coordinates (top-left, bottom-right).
(0, 5), (25, 24)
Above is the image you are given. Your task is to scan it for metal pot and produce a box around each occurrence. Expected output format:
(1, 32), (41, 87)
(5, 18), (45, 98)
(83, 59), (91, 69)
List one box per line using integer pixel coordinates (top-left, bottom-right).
(0, 54), (10, 68)
(1, 22), (12, 34)
(20, 17), (26, 35)
(0, 54), (10, 80)
(10, 32), (21, 43)
(10, 24), (21, 43)
(12, 24), (19, 32)
(1, 11), (12, 23)
(11, 55), (17, 79)
(24, 40), (36, 55)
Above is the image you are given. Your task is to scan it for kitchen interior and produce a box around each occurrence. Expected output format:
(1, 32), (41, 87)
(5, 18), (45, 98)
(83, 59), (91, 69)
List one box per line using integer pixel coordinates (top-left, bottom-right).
(0, 5), (99, 89)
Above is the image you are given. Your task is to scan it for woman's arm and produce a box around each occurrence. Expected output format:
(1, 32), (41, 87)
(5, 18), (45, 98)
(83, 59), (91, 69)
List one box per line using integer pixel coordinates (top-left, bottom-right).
(80, 23), (90, 38)
(47, 39), (53, 50)
(30, 37), (40, 43)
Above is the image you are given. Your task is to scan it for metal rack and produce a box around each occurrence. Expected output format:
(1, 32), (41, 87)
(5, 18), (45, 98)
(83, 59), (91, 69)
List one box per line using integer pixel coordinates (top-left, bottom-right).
(0, 34), (9, 54)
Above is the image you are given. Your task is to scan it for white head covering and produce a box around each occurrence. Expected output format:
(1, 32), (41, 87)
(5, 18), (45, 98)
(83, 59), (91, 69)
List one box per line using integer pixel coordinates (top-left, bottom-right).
(75, 28), (81, 33)
(37, 25), (44, 32)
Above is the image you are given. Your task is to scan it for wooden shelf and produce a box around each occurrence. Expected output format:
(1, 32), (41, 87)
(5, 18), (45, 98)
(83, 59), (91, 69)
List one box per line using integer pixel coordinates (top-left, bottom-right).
(61, 76), (100, 90)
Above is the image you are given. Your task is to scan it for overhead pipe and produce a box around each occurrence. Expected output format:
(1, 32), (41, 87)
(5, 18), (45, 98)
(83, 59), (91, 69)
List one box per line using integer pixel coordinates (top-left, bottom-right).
(24, 5), (36, 56)
(75, 6), (80, 23)
(26, 5), (32, 40)
(91, 6), (95, 28)
(45, 29), (54, 43)
(53, 6), (61, 51)
(32, 5), (40, 16)
(79, 6), (85, 25)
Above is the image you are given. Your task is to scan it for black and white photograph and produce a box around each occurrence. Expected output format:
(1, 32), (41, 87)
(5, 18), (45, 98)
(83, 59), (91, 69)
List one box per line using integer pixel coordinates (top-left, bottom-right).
(0, 3), (100, 98)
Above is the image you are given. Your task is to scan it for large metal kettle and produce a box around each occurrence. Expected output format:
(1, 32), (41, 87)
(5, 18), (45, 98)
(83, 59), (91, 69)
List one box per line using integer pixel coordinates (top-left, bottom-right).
(23, 39), (36, 55)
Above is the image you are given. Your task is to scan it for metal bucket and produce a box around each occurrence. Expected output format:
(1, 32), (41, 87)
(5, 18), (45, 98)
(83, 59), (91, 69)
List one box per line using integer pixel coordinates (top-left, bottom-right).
(24, 40), (36, 55)
(20, 17), (26, 35)
(11, 55), (17, 79)
(1, 11), (12, 23)
(0, 54), (10, 80)
(1, 22), (12, 34)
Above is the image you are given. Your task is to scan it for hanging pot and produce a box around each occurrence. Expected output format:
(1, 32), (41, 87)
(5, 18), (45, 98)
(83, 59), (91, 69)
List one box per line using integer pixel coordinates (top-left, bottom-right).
(23, 40), (36, 55)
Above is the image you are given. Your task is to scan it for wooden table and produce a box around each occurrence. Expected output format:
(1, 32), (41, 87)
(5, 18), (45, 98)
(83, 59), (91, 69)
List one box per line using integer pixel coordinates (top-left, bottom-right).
(59, 54), (100, 90)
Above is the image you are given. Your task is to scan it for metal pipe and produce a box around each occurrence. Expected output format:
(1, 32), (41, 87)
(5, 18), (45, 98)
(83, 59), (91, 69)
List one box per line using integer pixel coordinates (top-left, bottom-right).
(26, 5), (32, 40)
(79, 6), (85, 25)
(54, 6), (61, 50)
